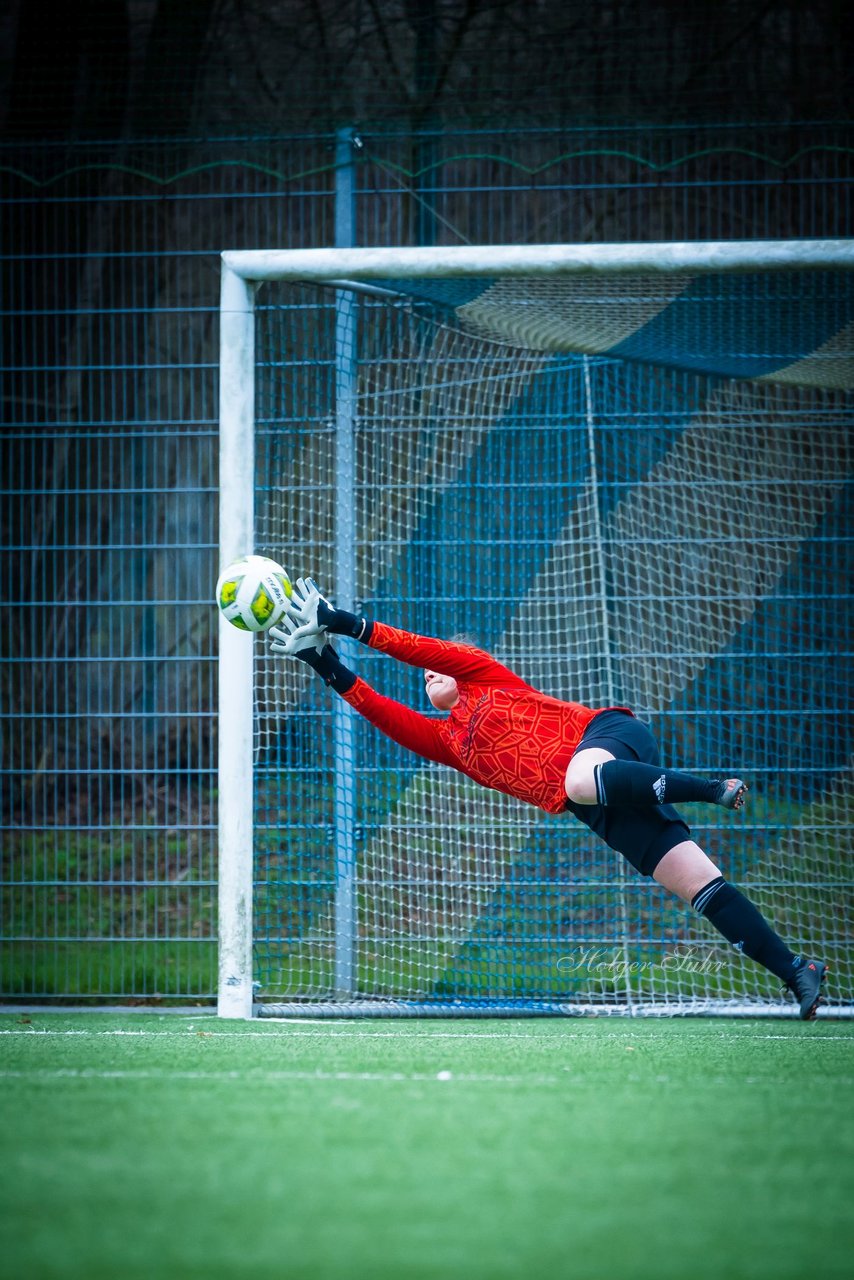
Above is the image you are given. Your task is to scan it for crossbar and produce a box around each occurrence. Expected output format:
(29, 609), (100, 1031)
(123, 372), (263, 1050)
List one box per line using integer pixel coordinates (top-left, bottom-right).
(222, 240), (854, 283)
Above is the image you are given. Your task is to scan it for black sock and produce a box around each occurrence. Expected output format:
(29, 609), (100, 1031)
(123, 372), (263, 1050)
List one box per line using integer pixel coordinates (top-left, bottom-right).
(691, 876), (798, 983)
(594, 759), (719, 807)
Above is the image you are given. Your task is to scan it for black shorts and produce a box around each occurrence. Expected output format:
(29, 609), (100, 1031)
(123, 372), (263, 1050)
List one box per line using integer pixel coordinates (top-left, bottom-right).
(565, 709), (690, 877)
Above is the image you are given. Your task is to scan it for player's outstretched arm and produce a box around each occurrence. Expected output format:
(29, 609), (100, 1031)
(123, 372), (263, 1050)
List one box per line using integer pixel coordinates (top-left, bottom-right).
(368, 623), (530, 689)
(268, 614), (455, 767)
(277, 576), (527, 690)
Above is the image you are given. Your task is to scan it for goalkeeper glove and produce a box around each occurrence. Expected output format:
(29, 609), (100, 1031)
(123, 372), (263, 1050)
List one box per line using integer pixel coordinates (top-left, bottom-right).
(285, 577), (372, 642)
(268, 615), (356, 694)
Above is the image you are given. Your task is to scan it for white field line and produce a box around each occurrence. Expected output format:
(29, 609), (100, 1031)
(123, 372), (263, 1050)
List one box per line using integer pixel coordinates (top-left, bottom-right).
(2, 1067), (853, 1087)
(0, 1067), (557, 1085)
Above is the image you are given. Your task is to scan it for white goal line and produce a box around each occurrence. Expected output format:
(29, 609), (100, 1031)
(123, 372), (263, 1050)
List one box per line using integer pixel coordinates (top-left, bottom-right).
(2, 1028), (853, 1040)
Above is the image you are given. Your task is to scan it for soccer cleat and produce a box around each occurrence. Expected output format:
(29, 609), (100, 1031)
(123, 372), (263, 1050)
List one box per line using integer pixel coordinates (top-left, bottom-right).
(786, 958), (828, 1020)
(711, 778), (748, 811)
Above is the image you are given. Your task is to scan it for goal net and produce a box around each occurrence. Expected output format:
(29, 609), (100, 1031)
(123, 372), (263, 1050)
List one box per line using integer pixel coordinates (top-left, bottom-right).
(218, 244), (853, 1018)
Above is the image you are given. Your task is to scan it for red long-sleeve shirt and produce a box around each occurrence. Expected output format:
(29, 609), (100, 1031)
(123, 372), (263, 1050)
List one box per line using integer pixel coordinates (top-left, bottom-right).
(340, 622), (628, 814)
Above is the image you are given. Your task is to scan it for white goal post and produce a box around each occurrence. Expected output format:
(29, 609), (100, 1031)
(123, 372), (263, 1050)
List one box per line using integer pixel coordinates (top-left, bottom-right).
(218, 240), (854, 1020)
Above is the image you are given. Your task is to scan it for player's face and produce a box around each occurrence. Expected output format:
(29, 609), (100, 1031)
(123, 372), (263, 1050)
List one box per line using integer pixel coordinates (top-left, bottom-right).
(424, 669), (459, 711)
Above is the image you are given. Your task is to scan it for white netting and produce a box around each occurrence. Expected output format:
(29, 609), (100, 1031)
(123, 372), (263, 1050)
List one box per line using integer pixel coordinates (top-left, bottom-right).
(251, 276), (853, 1013)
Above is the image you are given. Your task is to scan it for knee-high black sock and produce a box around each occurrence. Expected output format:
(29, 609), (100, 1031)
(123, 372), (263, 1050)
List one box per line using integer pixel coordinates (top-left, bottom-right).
(691, 876), (798, 982)
(594, 759), (720, 807)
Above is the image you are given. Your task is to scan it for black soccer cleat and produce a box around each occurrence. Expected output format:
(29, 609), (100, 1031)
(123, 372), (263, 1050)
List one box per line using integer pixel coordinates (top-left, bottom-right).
(786, 958), (828, 1021)
(711, 778), (748, 811)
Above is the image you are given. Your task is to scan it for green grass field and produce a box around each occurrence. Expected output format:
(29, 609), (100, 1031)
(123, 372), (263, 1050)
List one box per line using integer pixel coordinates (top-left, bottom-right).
(1, 1013), (852, 1280)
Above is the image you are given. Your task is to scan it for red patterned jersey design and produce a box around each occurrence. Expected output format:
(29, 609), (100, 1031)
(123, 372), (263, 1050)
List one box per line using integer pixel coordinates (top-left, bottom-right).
(341, 622), (628, 813)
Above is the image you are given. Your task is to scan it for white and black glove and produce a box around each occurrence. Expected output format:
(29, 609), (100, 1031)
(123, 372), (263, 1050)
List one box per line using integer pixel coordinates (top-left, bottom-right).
(268, 599), (358, 694)
(268, 611), (326, 659)
(283, 577), (372, 646)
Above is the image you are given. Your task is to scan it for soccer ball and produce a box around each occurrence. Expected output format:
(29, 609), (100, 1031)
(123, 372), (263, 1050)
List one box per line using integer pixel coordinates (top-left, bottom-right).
(216, 555), (292, 632)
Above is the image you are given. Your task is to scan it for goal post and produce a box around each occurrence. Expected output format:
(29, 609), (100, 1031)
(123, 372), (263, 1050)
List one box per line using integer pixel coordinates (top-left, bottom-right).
(218, 241), (854, 1020)
(217, 266), (256, 1018)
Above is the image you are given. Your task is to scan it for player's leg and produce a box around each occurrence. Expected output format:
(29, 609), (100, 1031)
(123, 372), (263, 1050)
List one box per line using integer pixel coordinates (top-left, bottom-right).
(563, 715), (826, 1019)
(566, 746), (746, 810)
(647, 838), (720, 902)
(653, 838), (800, 975)
(652, 839), (828, 1019)
(563, 746), (614, 802)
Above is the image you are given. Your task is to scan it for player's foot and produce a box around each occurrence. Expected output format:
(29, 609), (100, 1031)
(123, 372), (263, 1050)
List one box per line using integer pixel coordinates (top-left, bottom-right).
(786, 958), (828, 1020)
(711, 778), (748, 810)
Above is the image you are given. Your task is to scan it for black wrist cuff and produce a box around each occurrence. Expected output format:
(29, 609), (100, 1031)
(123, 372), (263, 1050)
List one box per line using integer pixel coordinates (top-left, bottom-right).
(301, 644), (357, 694)
(317, 599), (373, 643)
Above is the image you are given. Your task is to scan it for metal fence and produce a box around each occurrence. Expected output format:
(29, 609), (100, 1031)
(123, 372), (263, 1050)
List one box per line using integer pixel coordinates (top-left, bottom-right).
(1, 122), (852, 1002)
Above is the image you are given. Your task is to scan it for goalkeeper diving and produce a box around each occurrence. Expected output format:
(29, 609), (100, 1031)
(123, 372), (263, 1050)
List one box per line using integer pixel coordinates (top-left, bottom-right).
(270, 578), (828, 1019)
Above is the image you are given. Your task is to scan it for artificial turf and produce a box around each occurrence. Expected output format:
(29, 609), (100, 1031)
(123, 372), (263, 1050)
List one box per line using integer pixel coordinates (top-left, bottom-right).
(0, 1012), (851, 1280)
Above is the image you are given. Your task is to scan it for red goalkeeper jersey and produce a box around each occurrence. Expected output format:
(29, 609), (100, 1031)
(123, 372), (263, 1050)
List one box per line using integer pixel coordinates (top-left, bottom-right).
(341, 622), (629, 814)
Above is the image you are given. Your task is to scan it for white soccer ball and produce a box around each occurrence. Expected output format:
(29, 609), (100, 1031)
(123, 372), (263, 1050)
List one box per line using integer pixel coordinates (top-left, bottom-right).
(215, 555), (292, 632)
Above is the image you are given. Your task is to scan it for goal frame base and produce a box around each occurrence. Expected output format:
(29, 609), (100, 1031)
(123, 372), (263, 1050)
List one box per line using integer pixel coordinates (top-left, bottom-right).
(254, 1000), (854, 1020)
